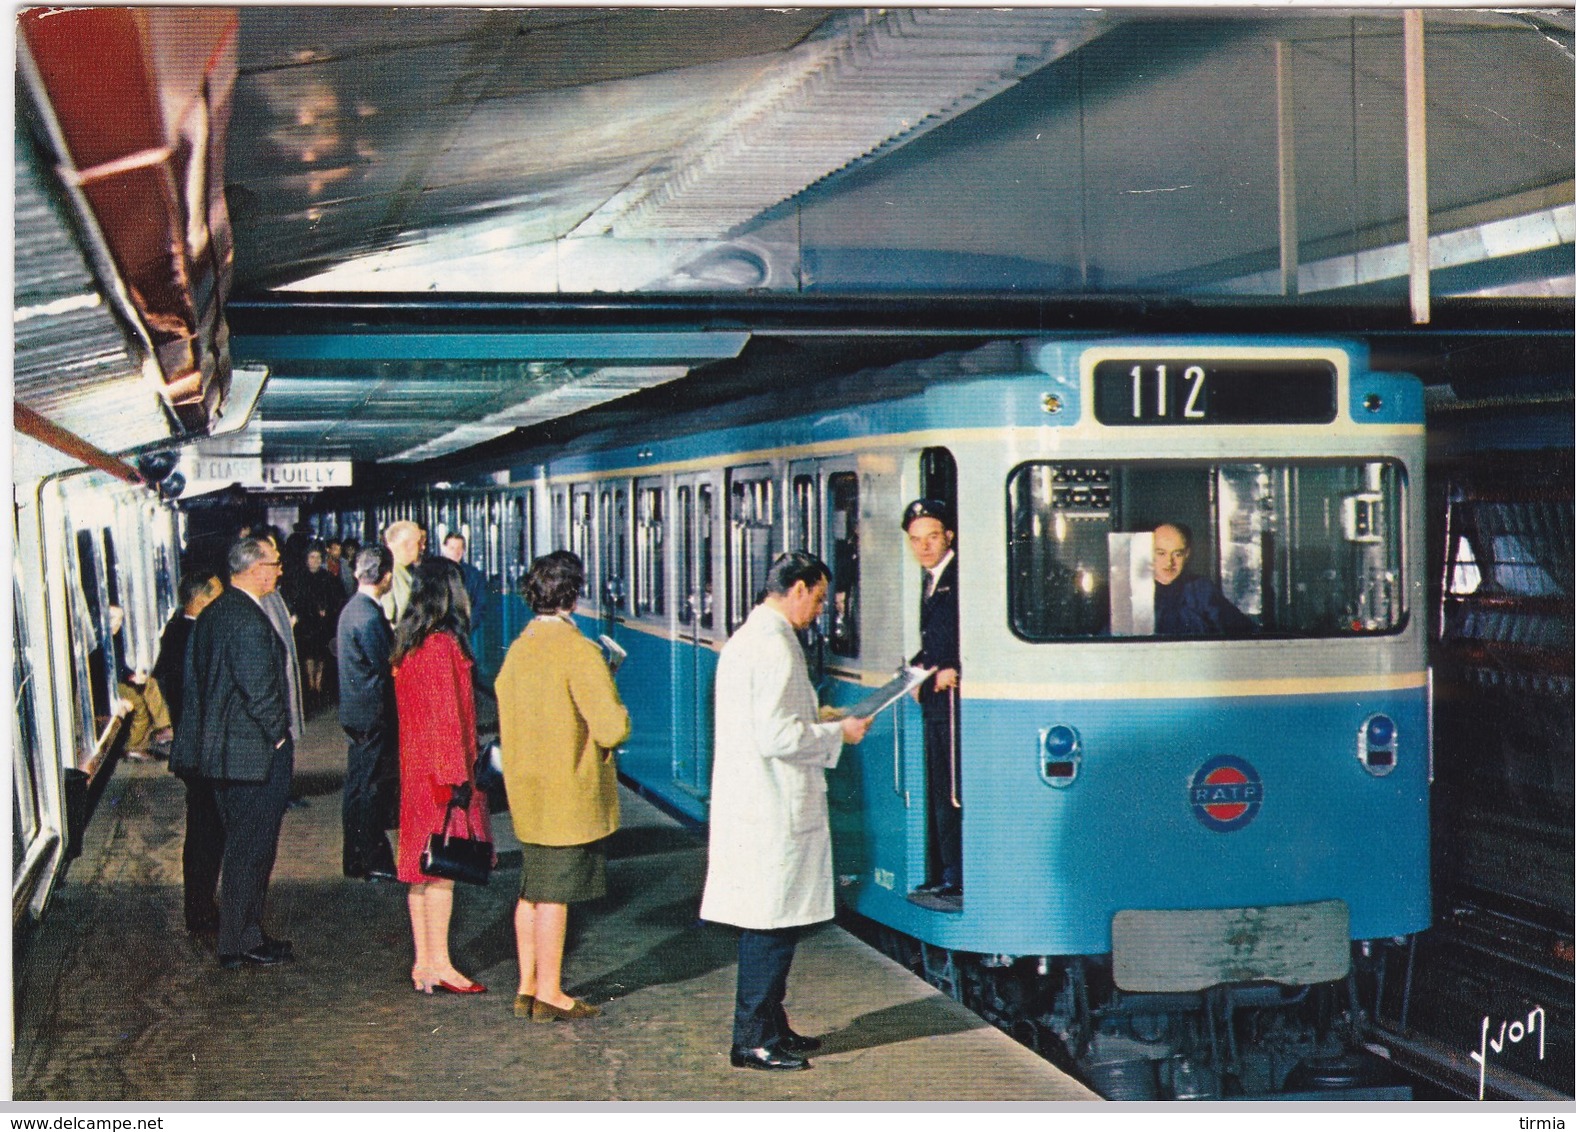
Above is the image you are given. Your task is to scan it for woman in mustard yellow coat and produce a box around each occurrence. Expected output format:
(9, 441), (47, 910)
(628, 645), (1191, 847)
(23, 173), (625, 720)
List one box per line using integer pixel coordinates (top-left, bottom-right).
(495, 550), (630, 1022)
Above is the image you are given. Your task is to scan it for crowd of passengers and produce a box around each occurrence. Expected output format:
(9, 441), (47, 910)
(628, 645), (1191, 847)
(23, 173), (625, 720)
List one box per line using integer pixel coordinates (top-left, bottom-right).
(153, 504), (1236, 1071)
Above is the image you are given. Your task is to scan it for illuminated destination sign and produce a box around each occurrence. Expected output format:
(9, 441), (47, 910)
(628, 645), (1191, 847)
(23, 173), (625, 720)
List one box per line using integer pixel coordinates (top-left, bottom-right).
(1092, 359), (1337, 425)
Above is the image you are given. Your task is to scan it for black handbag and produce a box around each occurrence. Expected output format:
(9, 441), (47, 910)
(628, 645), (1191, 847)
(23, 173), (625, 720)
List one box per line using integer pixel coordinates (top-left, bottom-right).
(420, 797), (492, 886)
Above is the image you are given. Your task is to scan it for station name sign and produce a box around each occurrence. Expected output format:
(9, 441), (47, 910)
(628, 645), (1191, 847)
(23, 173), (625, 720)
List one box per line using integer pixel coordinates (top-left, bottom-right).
(178, 455), (353, 494)
(1092, 359), (1337, 425)
(261, 460), (353, 489)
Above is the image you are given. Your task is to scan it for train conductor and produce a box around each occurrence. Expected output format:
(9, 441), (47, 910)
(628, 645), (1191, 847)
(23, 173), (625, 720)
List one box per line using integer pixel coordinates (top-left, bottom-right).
(903, 498), (962, 899)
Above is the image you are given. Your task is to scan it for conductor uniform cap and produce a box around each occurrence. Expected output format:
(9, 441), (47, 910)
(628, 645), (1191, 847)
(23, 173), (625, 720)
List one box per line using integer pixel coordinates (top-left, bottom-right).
(902, 498), (953, 532)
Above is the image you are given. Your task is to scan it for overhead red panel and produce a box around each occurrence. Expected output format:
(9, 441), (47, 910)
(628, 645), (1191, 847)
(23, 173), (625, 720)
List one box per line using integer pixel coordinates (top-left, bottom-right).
(19, 7), (239, 433)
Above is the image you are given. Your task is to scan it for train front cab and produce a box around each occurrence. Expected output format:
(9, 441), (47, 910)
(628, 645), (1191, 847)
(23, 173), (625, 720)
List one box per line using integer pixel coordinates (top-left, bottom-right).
(832, 340), (1432, 997)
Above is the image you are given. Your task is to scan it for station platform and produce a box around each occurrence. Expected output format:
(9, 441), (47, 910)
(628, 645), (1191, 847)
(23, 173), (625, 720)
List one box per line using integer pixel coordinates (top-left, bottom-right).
(13, 705), (1097, 1103)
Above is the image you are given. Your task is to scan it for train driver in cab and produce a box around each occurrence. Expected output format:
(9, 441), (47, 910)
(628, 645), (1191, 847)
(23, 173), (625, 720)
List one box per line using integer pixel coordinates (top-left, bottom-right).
(1152, 522), (1256, 637)
(903, 499), (962, 901)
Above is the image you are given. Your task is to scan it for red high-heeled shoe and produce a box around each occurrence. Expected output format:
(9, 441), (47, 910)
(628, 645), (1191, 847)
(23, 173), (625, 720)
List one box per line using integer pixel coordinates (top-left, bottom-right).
(433, 978), (487, 995)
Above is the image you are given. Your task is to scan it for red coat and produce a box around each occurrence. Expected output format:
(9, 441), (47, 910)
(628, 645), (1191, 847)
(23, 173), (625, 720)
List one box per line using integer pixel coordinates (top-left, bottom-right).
(393, 631), (491, 883)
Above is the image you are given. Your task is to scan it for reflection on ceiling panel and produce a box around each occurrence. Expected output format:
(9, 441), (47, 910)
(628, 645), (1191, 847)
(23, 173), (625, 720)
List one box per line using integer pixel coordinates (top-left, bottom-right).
(12, 130), (175, 459)
(388, 365), (691, 462)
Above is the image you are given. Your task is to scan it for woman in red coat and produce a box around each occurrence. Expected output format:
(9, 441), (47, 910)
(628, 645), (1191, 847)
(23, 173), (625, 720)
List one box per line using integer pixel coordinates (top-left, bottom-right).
(392, 558), (492, 995)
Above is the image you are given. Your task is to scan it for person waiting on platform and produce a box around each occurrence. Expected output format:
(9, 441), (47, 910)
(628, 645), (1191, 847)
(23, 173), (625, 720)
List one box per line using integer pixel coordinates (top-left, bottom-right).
(90, 604), (175, 761)
(495, 551), (630, 1023)
(336, 546), (400, 882)
(284, 543), (345, 708)
(155, 571), (224, 934)
(380, 520), (427, 624)
(391, 558), (492, 995)
(1152, 522), (1257, 636)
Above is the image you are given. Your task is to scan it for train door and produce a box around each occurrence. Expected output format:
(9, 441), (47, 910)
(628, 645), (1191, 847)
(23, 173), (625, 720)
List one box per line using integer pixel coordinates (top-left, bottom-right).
(672, 471), (719, 800)
(906, 446), (961, 903)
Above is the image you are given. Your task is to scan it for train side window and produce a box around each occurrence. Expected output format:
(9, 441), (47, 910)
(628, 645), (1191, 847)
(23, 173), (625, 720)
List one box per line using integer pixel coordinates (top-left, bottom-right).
(1007, 459), (1409, 641)
(827, 472), (860, 659)
(508, 494), (530, 594)
(677, 486), (694, 626)
(598, 488), (614, 609)
(552, 488), (569, 552)
(611, 485), (629, 612)
(791, 474), (817, 553)
(635, 481), (665, 619)
(727, 467), (778, 633)
(74, 530), (116, 724)
(14, 576), (42, 867)
(698, 483), (715, 632)
(570, 486), (592, 574)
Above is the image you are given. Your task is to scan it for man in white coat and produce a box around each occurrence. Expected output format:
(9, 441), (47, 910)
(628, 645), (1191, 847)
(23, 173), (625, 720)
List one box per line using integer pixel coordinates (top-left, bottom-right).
(700, 551), (872, 1072)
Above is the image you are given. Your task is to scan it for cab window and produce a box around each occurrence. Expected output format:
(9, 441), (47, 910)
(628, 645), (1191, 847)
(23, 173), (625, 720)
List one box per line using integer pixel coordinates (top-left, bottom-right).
(1007, 459), (1408, 640)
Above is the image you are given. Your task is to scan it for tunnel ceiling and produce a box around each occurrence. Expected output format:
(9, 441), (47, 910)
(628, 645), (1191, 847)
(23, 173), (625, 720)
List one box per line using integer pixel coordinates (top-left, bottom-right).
(207, 6), (1574, 470)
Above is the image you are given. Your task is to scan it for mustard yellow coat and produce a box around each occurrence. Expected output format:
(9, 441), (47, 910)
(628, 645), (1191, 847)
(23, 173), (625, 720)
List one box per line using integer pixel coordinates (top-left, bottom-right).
(495, 616), (631, 846)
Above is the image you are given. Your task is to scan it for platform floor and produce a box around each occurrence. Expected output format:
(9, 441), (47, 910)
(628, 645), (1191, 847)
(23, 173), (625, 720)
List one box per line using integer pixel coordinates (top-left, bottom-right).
(13, 705), (1097, 1103)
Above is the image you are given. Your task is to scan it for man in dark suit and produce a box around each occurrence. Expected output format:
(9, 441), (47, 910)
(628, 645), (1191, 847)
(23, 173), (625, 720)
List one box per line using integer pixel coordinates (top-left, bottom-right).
(903, 499), (962, 900)
(441, 532), (488, 662)
(169, 538), (296, 969)
(336, 545), (399, 880)
(155, 570), (224, 933)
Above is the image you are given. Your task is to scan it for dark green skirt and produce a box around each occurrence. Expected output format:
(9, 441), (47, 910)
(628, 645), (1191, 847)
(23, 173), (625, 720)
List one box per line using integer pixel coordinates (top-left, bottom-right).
(518, 839), (606, 904)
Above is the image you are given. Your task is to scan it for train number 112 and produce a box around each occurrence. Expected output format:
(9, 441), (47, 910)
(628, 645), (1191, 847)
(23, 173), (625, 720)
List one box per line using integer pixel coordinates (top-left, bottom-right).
(1130, 364), (1207, 420)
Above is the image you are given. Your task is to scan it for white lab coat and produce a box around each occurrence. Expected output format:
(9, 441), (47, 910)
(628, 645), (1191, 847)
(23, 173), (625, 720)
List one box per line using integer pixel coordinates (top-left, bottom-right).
(699, 603), (845, 930)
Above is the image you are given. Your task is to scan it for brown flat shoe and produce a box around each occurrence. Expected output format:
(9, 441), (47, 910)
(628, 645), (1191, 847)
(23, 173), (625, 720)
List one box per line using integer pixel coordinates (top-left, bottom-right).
(513, 993), (535, 1018)
(531, 997), (600, 1022)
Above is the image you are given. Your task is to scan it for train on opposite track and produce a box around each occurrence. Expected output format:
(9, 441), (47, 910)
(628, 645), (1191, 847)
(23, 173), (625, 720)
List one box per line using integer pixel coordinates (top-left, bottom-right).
(333, 334), (1433, 1098)
(13, 464), (184, 928)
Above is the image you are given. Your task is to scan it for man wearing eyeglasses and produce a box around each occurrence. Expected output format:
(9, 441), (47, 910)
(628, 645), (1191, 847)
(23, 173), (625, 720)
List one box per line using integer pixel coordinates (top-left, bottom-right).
(170, 537), (298, 969)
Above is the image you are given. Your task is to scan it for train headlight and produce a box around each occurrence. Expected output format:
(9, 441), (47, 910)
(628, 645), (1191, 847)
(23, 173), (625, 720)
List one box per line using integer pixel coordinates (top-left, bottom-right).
(1039, 724), (1081, 788)
(1358, 713), (1397, 776)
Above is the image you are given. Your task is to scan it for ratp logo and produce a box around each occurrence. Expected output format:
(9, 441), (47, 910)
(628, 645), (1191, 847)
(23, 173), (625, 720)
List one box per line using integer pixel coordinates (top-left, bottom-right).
(1189, 755), (1263, 832)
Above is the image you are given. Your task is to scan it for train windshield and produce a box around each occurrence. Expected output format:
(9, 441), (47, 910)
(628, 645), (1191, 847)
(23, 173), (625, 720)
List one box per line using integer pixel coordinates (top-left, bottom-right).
(1007, 460), (1408, 641)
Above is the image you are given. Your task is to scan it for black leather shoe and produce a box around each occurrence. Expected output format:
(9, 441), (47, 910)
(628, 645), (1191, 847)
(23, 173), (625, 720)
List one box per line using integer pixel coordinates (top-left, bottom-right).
(219, 945), (288, 969)
(730, 1046), (810, 1072)
(778, 1029), (823, 1053)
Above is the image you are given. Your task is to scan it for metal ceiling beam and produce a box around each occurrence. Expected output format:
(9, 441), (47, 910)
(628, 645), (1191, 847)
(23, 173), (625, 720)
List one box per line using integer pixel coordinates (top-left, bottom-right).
(13, 404), (143, 485)
(226, 292), (1571, 338)
(230, 330), (749, 362)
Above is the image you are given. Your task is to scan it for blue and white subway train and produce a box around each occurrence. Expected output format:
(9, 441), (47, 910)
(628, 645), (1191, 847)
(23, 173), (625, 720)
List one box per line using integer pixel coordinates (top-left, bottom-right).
(350, 335), (1429, 1098)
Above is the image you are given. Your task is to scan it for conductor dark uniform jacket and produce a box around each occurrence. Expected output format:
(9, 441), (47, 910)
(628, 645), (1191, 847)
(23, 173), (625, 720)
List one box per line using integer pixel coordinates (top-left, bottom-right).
(910, 554), (960, 720)
(170, 587), (292, 782)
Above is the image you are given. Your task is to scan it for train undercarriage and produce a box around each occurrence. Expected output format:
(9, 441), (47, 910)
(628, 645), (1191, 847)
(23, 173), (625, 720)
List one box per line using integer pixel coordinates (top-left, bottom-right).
(848, 917), (1418, 1100)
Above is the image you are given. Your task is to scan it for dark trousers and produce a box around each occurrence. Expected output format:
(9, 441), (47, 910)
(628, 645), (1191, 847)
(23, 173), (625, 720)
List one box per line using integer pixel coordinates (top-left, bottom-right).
(211, 742), (294, 955)
(179, 773), (224, 929)
(924, 706), (962, 887)
(732, 925), (804, 1051)
(341, 721), (397, 876)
